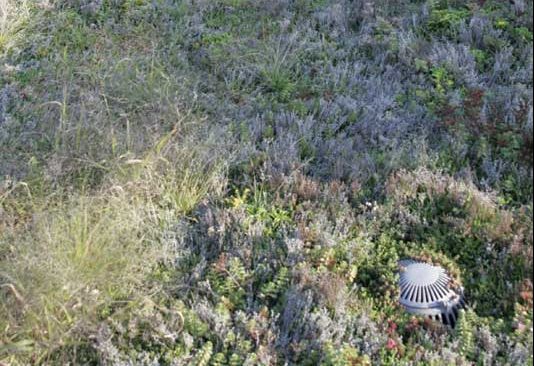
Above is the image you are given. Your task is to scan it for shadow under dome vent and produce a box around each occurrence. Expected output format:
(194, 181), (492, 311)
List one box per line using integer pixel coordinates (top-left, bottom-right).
(398, 259), (466, 327)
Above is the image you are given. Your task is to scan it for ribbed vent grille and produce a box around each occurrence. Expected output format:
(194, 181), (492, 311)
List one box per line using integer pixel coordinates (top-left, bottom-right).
(398, 259), (466, 327)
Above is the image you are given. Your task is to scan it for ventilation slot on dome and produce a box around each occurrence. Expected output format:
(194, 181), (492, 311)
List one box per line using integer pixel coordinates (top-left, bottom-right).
(398, 259), (466, 327)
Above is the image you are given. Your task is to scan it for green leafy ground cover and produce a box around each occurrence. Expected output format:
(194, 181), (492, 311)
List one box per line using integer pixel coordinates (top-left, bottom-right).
(0, 0), (532, 364)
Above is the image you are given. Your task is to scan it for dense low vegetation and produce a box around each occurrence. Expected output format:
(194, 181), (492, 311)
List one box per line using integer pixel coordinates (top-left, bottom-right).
(1, 0), (532, 364)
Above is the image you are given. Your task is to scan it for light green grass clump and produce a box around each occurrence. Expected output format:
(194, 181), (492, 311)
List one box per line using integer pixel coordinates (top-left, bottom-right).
(0, 0), (30, 53)
(1, 192), (157, 358)
(1, 146), (226, 363)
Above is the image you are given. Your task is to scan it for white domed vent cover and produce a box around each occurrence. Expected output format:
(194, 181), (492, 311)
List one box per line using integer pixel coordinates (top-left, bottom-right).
(398, 259), (466, 327)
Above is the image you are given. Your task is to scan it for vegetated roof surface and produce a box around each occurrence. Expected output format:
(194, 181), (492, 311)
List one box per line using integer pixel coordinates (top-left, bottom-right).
(0, 0), (532, 364)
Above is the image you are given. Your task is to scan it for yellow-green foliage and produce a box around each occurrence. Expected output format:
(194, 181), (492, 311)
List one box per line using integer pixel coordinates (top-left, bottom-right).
(427, 7), (470, 36)
(229, 188), (292, 237)
(194, 341), (213, 366)
(209, 256), (250, 309)
(456, 309), (476, 360)
(322, 342), (371, 366)
(210, 352), (227, 366)
(260, 266), (290, 300)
